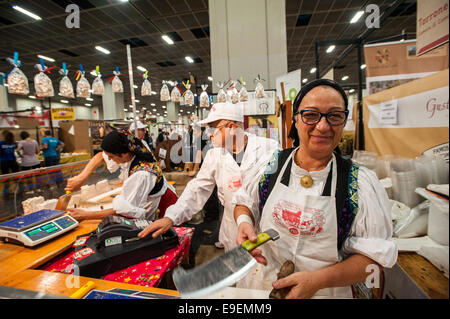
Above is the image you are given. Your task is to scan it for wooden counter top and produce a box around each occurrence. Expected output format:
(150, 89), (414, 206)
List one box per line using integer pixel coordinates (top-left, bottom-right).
(0, 269), (179, 298)
(0, 219), (100, 282)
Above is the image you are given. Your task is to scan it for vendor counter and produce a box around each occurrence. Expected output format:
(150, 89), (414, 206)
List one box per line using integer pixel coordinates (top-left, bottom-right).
(0, 218), (192, 299)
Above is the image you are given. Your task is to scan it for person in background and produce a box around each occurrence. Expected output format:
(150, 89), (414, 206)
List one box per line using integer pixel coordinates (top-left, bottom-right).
(0, 130), (19, 174)
(41, 130), (64, 167)
(67, 130), (177, 221)
(138, 101), (280, 252)
(157, 129), (165, 146)
(17, 131), (41, 170)
(129, 121), (151, 152)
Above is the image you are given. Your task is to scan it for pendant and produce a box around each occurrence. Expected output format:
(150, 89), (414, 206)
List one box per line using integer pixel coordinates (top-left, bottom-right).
(300, 175), (313, 188)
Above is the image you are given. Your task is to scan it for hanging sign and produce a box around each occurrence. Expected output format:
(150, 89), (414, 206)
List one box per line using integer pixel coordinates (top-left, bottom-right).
(51, 107), (75, 120)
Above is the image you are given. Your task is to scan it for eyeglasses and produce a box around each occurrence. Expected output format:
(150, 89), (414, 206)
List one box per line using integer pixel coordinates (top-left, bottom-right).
(294, 109), (349, 126)
(205, 123), (228, 135)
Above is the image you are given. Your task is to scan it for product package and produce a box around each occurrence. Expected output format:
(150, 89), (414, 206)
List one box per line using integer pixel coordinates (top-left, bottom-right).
(238, 77), (249, 102)
(227, 80), (239, 104)
(76, 65), (90, 99)
(171, 84), (182, 102)
(254, 75), (265, 99)
(6, 52), (29, 95)
(160, 82), (170, 102)
(141, 71), (152, 96)
(92, 66), (104, 96)
(111, 67), (123, 93)
(217, 81), (227, 103)
(199, 84), (210, 107)
(34, 60), (54, 98)
(183, 81), (194, 105)
(59, 63), (74, 99)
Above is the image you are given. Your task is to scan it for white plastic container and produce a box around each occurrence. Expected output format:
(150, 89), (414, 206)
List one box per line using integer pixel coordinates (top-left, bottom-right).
(427, 201), (449, 246)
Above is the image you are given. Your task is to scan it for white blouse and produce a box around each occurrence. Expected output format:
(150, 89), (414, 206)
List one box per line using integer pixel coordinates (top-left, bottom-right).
(234, 153), (398, 268)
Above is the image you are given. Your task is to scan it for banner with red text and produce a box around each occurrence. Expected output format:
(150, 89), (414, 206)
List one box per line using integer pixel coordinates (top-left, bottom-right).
(363, 69), (449, 158)
(417, 0), (449, 56)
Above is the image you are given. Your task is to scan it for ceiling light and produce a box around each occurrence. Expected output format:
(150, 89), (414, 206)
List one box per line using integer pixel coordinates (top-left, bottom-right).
(326, 45), (335, 53)
(142, 107), (146, 110)
(153, 109), (157, 112)
(350, 11), (364, 23)
(60, 100), (69, 104)
(187, 111), (190, 114)
(137, 66), (147, 72)
(360, 64), (366, 69)
(29, 95), (36, 99)
(341, 75), (349, 81)
(349, 89), (355, 93)
(12, 5), (42, 20)
(86, 97), (93, 101)
(85, 103), (92, 107)
(151, 103), (155, 106)
(135, 99), (140, 103)
(124, 109), (128, 112)
(95, 46), (111, 54)
(162, 35), (174, 45)
(151, 91), (157, 95)
(302, 78), (308, 83)
(37, 55), (55, 62)
(180, 110), (183, 112)
(310, 67), (316, 74)
(157, 113), (160, 116)
(162, 105), (166, 109)
(185, 56), (194, 63)
(208, 76), (213, 81)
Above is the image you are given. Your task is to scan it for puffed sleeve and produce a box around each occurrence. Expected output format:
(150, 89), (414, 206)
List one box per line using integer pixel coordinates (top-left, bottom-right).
(113, 170), (156, 219)
(340, 166), (398, 268)
(164, 148), (217, 226)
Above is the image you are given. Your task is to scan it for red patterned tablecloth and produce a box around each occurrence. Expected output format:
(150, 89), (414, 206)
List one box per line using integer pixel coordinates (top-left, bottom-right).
(40, 227), (194, 287)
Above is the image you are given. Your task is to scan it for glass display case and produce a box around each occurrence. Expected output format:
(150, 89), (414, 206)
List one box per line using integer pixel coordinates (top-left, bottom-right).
(0, 160), (120, 222)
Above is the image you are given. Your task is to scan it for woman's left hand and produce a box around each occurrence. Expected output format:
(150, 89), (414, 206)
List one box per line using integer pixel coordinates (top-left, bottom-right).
(67, 208), (90, 221)
(272, 271), (322, 299)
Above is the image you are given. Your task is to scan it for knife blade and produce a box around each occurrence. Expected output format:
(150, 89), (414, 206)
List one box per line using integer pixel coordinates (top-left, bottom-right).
(173, 229), (279, 298)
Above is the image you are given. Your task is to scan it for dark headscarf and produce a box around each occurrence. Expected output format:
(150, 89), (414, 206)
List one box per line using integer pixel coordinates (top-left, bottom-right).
(101, 130), (157, 163)
(288, 79), (348, 148)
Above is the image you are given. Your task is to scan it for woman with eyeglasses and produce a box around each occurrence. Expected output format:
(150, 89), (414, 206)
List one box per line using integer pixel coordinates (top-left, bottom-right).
(233, 79), (397, 298)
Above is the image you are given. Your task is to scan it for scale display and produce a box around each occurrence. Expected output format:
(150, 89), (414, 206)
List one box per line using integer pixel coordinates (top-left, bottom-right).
(0, 210), (78, 247)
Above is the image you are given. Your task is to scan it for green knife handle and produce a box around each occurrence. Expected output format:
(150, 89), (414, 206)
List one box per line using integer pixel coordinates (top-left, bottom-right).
(241, 229), (280, 251)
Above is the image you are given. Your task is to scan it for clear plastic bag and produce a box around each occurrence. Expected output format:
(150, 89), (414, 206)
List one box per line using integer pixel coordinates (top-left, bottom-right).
(184, 84), (194, 105)
(7, 67), (29, 95)
(217, 82), (226, 103)
(171, 86), (181, 102)
(76, 75), (91, 99)
(141, 78), (152, 96)
(34, 66), (54, 97)
(239, 79), (249, 102)
(227, 81), (239, 104)
(255, 81), (265, 98)
(199, 84), (210, 107)
(59, 75), (74, 99)
(160, 83), (170, 101)
(112, 75), (123, 93)
(92, 76), (104, 96)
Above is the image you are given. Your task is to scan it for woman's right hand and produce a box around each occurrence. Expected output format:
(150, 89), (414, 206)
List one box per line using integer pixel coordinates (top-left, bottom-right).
(237, 222), (267, 266)
(65, 175), (86, 192)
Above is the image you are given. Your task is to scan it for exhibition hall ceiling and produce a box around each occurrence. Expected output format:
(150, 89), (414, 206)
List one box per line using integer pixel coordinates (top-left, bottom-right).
(0, 0), (417, 116)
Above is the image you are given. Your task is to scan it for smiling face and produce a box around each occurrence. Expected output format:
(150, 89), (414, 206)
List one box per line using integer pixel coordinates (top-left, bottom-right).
(294, 85), (346, 157)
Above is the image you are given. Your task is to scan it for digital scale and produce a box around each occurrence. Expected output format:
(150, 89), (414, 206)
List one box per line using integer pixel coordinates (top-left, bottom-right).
(0, 209), (79, 247)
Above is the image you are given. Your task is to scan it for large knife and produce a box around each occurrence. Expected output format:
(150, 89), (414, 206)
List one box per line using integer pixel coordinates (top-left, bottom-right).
(55, 191), (72, 211)
(173, 229), (280, 298)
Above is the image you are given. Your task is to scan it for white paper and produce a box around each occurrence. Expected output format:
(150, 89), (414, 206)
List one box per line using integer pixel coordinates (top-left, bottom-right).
(380, 99), (398, 125)
(159, 148), (167, 159)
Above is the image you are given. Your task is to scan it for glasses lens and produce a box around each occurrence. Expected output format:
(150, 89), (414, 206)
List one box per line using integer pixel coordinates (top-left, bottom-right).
(301, 110), (321, 124)
(327, 111), (347, 125)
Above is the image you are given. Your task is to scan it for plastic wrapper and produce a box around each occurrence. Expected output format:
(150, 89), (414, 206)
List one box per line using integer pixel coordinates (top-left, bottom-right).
(217, 82), (226, 103)
(59, 75), (74, 99)
(227, 81), (239, 104)
(184, 84), (194, 105)
(254, 76), (265, 99)
(7, 67), (29, 95)
(351, 150), (377, 170)
(76, 75), (91, 99)
(141, 78), (152, 96)
(171, 86), (181, 102)
(199, 84), (210, 107)
(34, 69), (54, 97)
(414, 155), (449, 187)
(160, 83), (170, 101)
(112, 75), (123, 93)
(239, 83), (249, 102)
(92, 75), (104, 96)
(390, 158), (421, 208)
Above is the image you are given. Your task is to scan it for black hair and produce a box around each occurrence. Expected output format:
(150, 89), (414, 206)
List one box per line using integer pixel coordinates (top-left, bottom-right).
(288, 79), (348, 148)
(44, 130), (52, 136)
(3, 131), (14, 145)
(20, 131), (30, 140)
(101, 130), (157, 163)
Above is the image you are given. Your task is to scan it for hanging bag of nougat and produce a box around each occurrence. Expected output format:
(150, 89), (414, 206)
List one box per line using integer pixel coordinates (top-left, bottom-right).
(6, 52), (29, 95)
(92, 66), (104, 96)
(238, 77), (248, 102)
(171, 83), (182, 102)
(111, 67), (123, 93)
(76, 64), (90, 99)
(160, 81), (170, 102)
(141, 71), (152, 96)
(59, 63), (74, 99)
(216, 81), (226, 103)
(199, 84), (210, 107)
(254, 74), (266, 99)
(34, 59), (55, 98)
(183, 80), (194, 105)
